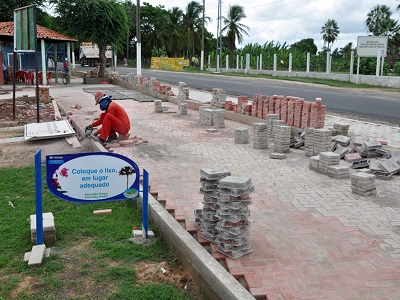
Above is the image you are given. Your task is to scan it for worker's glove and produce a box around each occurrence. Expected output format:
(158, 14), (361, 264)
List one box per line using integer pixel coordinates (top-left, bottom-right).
(84, 124), (94, 136)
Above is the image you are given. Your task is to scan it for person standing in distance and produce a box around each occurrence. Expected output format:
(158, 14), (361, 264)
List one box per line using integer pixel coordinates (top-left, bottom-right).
(86, 91), (130, 144)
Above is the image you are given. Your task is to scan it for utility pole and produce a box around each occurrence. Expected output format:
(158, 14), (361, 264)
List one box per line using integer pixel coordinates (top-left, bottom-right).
(201, 0), (205, 70)
(216, 0), (220, 72)
(219, 0), (222, 71)
(136, 0), (141, 76)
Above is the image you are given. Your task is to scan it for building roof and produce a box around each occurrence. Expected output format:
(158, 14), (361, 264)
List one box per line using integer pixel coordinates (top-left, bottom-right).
(0, 22), (78, 43)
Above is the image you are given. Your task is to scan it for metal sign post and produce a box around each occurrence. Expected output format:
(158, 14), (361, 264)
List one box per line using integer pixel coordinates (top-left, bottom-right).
(34, 150), (44, 245)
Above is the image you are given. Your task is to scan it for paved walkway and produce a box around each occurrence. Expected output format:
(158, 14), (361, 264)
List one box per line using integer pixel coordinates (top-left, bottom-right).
(6, 79), (400, 299)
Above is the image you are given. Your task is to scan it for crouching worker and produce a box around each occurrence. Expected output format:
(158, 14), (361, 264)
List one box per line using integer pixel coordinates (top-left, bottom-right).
(86, 91), (130, 144)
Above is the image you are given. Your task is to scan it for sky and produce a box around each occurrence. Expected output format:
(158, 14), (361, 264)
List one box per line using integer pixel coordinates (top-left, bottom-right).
(141, 0), (400, 51)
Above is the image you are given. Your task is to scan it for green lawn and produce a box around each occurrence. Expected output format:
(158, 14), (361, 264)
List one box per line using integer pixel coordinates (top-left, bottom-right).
(0, 165), (204, 300)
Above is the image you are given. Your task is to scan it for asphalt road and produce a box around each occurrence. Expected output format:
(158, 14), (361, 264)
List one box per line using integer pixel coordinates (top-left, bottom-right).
(80, 66), (400, 124)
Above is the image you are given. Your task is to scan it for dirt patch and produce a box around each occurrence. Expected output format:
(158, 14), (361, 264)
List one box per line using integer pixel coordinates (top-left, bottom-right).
(0, 97), (92, 168)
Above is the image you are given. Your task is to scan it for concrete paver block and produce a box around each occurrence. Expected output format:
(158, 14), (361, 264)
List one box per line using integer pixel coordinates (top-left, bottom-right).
(28, 244), (46, 267)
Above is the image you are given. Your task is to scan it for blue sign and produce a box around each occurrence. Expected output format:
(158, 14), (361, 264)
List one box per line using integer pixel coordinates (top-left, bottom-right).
(46, 152), (140, 203)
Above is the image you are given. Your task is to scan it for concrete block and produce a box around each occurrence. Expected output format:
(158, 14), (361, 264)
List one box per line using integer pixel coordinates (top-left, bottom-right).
(93, 209), (112, 215)
(132, 230), (155, 238)
(28, 244), (46, 267)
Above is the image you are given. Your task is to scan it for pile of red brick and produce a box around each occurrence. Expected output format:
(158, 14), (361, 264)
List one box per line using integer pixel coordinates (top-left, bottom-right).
(226, 94), (326, 129)
(104, 134), (149, 152)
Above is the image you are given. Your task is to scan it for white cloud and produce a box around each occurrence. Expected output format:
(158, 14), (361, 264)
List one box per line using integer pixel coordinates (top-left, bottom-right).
(141, 0), (400, 50)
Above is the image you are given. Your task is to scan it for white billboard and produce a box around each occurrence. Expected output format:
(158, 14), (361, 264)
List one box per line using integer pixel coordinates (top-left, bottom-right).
(357, 36), (388, 57)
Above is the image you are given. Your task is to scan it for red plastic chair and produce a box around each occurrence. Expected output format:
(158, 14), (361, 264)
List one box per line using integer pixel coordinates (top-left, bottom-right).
(25, 71), (34, 85)
(38, 72), (43, 85)
(16, 70), (26, 83)
(46, 72), (52, 85)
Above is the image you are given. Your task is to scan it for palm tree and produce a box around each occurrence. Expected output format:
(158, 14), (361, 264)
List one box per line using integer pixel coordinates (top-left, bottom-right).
(365, 5), (400, 38)
(167, 7), (185, 57)
(182, 1), (209, 59)
(321, 19), (340, 52)
(119, 166), (135, 190)
(221, 5), (249, 53)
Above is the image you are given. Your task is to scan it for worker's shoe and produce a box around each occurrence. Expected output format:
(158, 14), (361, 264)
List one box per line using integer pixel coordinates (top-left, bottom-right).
(89, 134), (106, 145)
(105, 134), (118, 143)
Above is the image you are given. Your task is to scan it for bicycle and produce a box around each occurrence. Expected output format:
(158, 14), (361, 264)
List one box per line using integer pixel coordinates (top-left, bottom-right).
(62, 68), (70, 84)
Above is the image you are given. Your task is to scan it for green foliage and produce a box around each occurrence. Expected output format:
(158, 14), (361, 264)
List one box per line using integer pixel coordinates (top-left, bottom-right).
(0, 0), (45, 22)
(393, 61), (400, 75)
(321, 19), (340, 51)
(290, 38), (318, 55)
(50, 0), (128, 77)
(152, 46), (168, 57)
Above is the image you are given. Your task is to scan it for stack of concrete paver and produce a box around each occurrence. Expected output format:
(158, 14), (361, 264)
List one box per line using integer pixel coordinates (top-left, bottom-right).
(309, 151), (350, 178)
(309, 98), (326, 128)
(154, 100), (162, 113)
(30, 212), (56, 244)
(212, 109), (225, 128)
(266, 114), (280, 139)
(273, 125), (291, 153)
(234, 128), (249, 144)
(211, 88), (227, 109)
(180, 103), (188, 115)
(305, 128), (332, 157)
(351, 172), (377, 196)
(178, 82), (189, 99)
(252, 123), (269, 149)
(216, 176), (254, 259)
(198, 168), (231, 242)
(177, 93), (186, 110)
(199, 106), (213, 126)
(332, 123), (350, 136)
(357, 140), (382, 158)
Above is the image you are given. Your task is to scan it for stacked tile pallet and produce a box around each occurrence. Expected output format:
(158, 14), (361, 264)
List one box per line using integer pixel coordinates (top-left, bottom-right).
(309, 151), (350, 179)
(154, 100), (162, 113)
(30, 212), (56, 244)
(199, 106), (213, 126)
(198, 168), (232, 242)
(273, 125), (291, 153)
(252, 123), (269, 149)
(305, 128), (332, 157)
(309, 98), (326, 128)
(266, 114), (280, 139)
(178, 82), (189, 99)
(216, 176), (254, 259)
(234, 128), (249, 144)
(351, 172), (377, 196)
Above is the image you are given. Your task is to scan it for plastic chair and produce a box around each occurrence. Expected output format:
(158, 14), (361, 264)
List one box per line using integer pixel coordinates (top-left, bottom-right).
(25, 71), (34, 85)
(46, 72), (52, 85)
(16, 70), (25, 83)
(38, 72), (43, 85)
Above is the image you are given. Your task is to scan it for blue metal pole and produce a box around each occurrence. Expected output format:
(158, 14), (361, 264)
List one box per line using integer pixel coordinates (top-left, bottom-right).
(35, 149), (44, 245)
(142, 169), (149, 239)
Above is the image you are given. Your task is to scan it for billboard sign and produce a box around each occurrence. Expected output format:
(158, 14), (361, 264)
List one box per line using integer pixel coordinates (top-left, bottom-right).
(357, 36), (388, 57)
(46, 152), (140, 203)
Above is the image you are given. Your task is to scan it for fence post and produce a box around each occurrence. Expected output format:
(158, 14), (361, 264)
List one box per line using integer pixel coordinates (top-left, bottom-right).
(226, 55), (229, 71)
(289, 53), (292, 72)
(350, 51), (354, 75)
(260, 54), (262, 71)
(326, 52), (330, 74)
(306, 52), (310, 73)
(236, 55), (239, 70)
(273, 54), (277, 72)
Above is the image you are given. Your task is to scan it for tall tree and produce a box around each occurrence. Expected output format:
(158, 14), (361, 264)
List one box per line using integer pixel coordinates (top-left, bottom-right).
(221, 5), (249, 53)
(0, 0), (45, 22)
(50, 0), (128, 77)
(182, 1), (206, 59)
(290, 38), (317, 55)
(321, 19), (340, 52)
(365, 5), (400, 69)
(365, 4), (400, 38)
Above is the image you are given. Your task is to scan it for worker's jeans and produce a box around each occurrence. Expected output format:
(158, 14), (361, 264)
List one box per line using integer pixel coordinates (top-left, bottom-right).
(97, 113), (129, 140)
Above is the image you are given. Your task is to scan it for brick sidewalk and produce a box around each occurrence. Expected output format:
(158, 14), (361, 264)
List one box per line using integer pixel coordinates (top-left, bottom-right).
(114, 100), (400, 299)
(53, 84), (400, 299)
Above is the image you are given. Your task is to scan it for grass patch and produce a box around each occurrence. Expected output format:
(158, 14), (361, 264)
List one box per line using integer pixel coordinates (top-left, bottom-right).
(0, 165), (203, 299)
